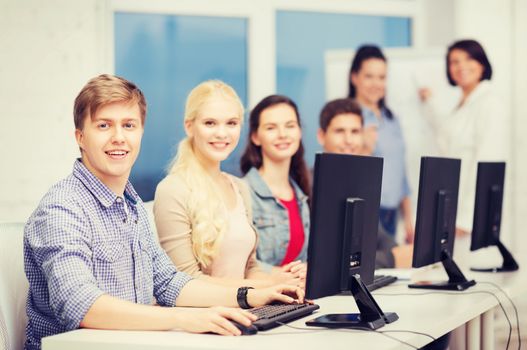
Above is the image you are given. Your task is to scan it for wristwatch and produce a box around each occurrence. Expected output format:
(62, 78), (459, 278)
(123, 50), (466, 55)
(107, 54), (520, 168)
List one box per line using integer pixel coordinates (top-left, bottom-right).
(236, 286), (254, 309)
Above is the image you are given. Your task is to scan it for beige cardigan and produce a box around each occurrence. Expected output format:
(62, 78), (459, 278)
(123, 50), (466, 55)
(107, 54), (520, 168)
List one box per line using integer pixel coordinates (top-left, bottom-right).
(153, 173), (261, 278)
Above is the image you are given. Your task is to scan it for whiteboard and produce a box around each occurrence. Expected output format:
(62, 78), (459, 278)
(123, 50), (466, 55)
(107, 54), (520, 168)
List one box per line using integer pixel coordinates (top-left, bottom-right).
(324, 47), (460, 209)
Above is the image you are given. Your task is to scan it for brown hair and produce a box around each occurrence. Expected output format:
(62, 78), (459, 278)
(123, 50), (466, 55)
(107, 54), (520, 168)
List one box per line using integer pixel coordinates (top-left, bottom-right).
(446, 39), (492, 86)
(73, 74), (146, 130)
(240, 95), (311, 199)
(348, 44), (394, 119)
(319, 98), (363, 131)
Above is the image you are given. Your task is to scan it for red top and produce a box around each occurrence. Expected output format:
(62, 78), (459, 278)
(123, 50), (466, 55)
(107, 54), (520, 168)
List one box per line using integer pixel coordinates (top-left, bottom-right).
(279, 195), (305, 266)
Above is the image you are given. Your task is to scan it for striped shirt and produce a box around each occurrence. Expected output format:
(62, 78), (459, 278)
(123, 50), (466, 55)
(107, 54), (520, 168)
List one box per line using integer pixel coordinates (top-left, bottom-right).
(23, 160), (192, 350)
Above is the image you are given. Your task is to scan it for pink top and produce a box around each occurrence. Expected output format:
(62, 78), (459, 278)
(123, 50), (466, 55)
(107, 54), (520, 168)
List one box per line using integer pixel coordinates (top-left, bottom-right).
(279, 195), (305, 266)
(209, 175), (256, 278)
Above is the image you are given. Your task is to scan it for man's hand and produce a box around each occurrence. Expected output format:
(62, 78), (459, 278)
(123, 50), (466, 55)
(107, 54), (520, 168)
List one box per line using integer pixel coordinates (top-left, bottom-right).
(405, 222), (415, 244)
(175, 306), (257, 336)
(392, 244), (413, 268)
(418, 87), (432, 102)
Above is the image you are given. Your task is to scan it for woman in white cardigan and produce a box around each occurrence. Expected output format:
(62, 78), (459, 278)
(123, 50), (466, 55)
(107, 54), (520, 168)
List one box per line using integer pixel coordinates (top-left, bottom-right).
(420, 39), (509, 234)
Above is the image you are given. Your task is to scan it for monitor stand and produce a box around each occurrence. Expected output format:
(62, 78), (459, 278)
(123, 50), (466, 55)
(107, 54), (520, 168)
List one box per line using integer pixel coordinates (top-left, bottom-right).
(409, 250), (476, 291)
(471, 239), (519, 272)
(306, 274), (398, 330)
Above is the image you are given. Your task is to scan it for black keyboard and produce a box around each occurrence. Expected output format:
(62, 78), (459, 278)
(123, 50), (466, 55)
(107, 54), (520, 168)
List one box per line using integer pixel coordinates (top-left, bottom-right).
(367, 274), (398, 291)
(249, 303), (320, 331)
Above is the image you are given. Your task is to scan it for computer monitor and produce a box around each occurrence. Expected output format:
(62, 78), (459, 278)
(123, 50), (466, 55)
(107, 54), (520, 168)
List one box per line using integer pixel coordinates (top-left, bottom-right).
(470, 162), (519, 272)
(410, 156), (476, 291)
(305, 153), (398, 330)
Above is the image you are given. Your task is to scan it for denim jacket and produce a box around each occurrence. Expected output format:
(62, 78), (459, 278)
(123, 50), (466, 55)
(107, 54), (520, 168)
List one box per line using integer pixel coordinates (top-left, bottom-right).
(243, 167), (310, 267)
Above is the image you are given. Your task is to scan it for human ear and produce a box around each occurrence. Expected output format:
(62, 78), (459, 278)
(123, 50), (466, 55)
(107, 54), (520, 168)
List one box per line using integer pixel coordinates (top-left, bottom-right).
(184, 119), (193, 138)
(75, 129), (84, 151)
(316, 128), (326, 147)
(350, 72), (358, 87)
(250, 132), (261, 146)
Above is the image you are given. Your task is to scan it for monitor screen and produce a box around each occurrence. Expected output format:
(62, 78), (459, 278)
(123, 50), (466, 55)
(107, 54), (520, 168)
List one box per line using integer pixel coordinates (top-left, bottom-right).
(410, 156), (475, 291)
(470, 162), (518, 272)
(305, 153), (382, 299)
(471, 162), (505, 250)
(304, 153), (398, 329)
(412, 156), (460, 268)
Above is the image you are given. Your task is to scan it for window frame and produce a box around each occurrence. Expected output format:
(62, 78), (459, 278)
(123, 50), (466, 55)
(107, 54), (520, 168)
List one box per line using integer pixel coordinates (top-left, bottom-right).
(105, 0), (424, 108)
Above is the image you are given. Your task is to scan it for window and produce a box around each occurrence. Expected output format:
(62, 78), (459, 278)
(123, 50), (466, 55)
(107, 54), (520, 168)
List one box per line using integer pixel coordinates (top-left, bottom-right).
(115, 12), (248, 199)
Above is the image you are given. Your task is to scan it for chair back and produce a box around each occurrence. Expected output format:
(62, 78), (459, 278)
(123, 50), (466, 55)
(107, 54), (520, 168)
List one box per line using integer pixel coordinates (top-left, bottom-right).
(0, 223), (29, 350)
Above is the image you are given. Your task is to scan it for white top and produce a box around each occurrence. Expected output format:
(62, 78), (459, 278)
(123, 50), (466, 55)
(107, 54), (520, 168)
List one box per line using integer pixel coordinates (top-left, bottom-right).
(425, 81), (510, 231)
(209, 175), (256, 278)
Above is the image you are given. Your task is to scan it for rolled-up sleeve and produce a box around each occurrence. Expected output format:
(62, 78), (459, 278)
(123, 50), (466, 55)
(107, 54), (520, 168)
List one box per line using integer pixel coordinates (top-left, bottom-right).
(27, 202), (104, 330)
(147, 233), (193, 307)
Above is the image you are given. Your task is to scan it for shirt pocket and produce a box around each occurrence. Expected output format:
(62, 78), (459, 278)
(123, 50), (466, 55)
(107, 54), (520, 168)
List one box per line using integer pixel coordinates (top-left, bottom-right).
(92, 240), (131, 295)
(253, 215), (278, 265)
(254, 216), (276, 229)
(93, 240), (127, 263)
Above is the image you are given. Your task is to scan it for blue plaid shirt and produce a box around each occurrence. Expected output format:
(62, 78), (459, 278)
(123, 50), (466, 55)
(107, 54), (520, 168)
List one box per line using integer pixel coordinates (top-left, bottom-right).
(23, 160), (193, 350)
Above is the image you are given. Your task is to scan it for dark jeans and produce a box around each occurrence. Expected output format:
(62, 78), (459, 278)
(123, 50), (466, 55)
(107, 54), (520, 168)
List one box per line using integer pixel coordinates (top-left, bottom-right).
(379, 207), (398, 237)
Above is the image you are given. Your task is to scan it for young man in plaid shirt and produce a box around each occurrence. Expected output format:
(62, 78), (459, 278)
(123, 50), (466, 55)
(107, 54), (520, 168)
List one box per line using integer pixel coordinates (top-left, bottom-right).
(23, 74), (303, 350)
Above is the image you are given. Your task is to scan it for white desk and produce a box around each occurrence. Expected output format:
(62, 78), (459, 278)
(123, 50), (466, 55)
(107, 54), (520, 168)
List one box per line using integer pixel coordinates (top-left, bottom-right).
(449, 239), (526, 350)
(42, 244), (526, 350)
(41, 281), (519, 350)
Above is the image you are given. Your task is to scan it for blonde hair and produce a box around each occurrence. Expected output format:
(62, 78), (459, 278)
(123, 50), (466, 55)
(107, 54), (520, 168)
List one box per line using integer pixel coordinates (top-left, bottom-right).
(169, 80), (244, 268)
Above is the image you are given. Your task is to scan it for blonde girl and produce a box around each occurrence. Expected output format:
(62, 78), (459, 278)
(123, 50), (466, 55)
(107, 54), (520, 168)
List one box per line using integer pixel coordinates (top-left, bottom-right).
(154, 80), (299, 288)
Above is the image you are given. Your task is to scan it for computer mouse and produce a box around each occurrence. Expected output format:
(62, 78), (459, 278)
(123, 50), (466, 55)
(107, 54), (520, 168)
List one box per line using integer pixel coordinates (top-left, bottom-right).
(230, 321), (258, 335)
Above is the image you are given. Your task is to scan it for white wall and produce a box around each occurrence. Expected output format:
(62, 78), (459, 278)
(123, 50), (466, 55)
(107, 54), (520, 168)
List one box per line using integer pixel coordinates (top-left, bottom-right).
(0, 0), (108, 222)
(513, 0), (527, 250)
(1, 0), (525, 252)
(422, 0), (455, 47)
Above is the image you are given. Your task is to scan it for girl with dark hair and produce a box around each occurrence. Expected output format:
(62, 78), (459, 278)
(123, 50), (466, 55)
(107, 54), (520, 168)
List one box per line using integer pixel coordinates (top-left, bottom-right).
(240, 95), (310, 281)
(419, 39), (508, 235)
(349, 44), (414, 243)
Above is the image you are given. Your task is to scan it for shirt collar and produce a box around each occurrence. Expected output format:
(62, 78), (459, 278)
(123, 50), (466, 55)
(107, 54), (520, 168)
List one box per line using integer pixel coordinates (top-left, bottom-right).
(361, 105), (389, 120)
(464, 80), (491, 106)
(290, 179), (308, 202)
(245, 166), (307, 202)
(73, 159), (140, 208)
(245, 167), (274, 199)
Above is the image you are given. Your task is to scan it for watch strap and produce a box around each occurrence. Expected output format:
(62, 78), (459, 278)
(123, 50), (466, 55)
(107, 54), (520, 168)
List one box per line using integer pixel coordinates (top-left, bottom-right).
(236, 286), (254, 309)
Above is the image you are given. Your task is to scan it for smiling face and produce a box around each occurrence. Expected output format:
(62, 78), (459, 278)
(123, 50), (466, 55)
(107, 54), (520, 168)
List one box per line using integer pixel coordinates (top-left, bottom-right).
(75, 101), (143, 193)
(318, 113), (364, 155)
(448, 49), (485, 91)
(185, 94), (242, 168)
(351, 58), (387, 107)
(251, 103), (301, 164)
